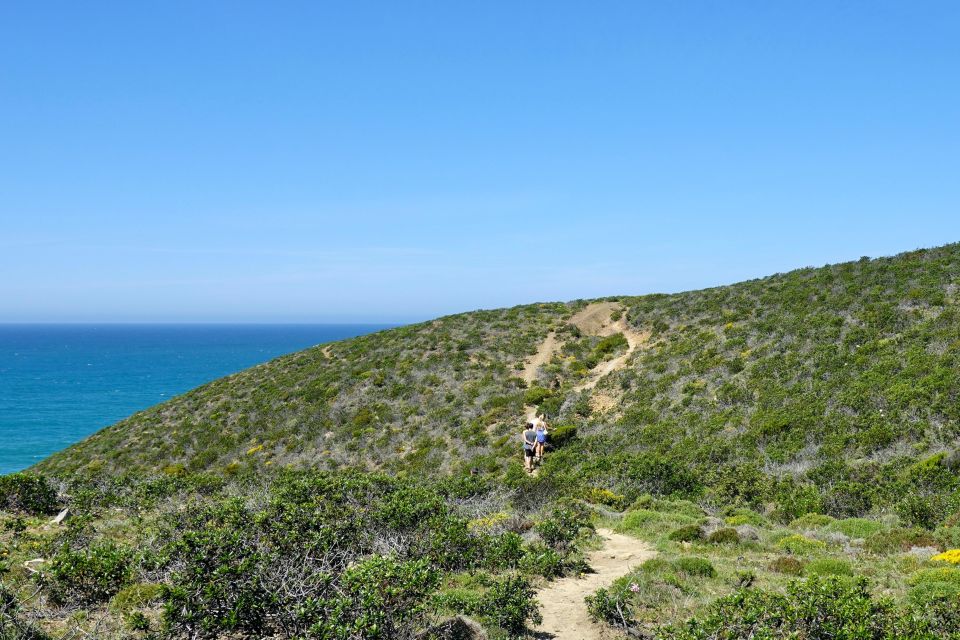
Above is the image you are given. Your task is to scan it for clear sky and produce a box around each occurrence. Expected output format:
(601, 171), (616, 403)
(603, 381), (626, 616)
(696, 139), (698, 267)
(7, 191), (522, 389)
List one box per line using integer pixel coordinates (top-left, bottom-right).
(2, 2), (958, 323)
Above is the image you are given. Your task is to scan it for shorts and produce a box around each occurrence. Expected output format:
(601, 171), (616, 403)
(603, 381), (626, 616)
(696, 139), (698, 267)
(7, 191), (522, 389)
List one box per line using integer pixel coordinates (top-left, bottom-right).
(524, 447), (535, 458)
(536, 434), (546, 443)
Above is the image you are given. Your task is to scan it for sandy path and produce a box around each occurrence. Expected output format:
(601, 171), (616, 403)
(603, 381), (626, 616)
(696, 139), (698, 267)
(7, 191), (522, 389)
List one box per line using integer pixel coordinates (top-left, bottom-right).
(573, 321), (649, 392)
(533, 528), (655, 640)
(523, 330), (559, 386)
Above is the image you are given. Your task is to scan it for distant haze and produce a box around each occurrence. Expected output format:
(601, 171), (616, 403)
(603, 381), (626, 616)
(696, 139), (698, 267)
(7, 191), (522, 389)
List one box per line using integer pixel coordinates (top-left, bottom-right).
(2, 2), (958, 322)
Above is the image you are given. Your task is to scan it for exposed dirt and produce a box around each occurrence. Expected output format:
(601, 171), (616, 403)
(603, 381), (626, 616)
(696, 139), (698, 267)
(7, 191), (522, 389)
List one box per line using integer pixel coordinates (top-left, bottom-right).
(522, 330), (560, 386)
(533, 528), (655, 640)
(573, 321), (650, 392)
(519, 302), (650, 417)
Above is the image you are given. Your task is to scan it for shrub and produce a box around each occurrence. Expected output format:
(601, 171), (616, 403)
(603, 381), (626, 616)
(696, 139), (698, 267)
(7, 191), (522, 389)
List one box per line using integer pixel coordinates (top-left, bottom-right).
(777, 534), (827, 554)
(931, 549), (960, 565)
(864, 527), (937, 554)
(909, 567), (960, 607)
(523, 386), (553, 407)
(583, 487), (628, 511)
(805, 557), (853, 577)
(518, 543), (563, 579)
(769, 556), (805, 575)
(827, 517), (885, 539)
(549, 425), (577, 448)
(481, 573), (542, 636)
(535, 501), (593, 553)
(673, 557), (716, 577)
(585, 587), (633, 629)
(724, 511), (767, 527)
(47, 541), (133, 605)
(109, 583), (163, 612)
(0, 474), (56, 515)
(707, 528), (740, 544)
(658, 576), (939, 639)
(668, 524), (705, 543)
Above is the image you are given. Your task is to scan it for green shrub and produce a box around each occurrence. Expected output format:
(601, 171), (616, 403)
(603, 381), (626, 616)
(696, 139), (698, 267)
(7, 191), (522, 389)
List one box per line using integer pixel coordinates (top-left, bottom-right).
(723, 509), (767, 527)
(480, 573), (542, 636)
(707, 528), (740, 544)
(47, 541), (133, 605)
(909, 567), (960, 607)
(658, 576), (939, 639)
(518, 543), (563, 578)
(673, 557), (716, 577)
(586, 586), (633, 629)
(864, 527), (938, 554)
(668, 524), (705, 543)
(777, 534), (827, 554)
(523, 386), (553, 407)
(769, 556), (805, 575)
(549, 425), (577, 448)
(0, 474), (56, 515)
(827, 517), (885, 539)
(583, 487), (628, 511)
(109, 582), (163, 612)
(805, 557), (853, 577)
(535, 501), (593, 553)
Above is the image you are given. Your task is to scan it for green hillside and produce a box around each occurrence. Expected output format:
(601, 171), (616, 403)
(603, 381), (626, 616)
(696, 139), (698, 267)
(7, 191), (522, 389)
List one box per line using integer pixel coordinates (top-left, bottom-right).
(39, 243), (960, 524)
(6, 242), (960, 639)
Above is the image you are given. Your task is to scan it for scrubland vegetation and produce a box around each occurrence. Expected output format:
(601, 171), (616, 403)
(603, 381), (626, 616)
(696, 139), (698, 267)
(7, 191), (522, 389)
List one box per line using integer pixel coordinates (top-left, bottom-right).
(6, 243), (960, 637)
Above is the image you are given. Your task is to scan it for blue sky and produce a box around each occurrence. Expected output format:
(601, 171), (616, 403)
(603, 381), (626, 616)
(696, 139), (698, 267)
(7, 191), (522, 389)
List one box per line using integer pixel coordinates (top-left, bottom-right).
(2, 2), (958, 322)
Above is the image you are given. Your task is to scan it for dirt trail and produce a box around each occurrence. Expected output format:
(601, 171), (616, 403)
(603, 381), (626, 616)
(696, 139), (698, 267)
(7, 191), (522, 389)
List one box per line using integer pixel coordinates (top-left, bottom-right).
(533, 528), (655, 640)
(573, 320), (650, 392)
(520, 302), (648, 418)
(522, 330), (560, 387)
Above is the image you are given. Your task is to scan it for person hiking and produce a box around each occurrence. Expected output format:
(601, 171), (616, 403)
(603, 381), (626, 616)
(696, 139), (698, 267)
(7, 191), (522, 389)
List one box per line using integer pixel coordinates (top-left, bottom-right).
(522, 422), (538, 472)
(533, 414), (548, 462)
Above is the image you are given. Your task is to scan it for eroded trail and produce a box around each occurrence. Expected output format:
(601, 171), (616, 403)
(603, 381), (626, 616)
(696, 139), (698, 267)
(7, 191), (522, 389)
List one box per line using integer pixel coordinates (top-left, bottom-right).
(533, 528), (655, 640)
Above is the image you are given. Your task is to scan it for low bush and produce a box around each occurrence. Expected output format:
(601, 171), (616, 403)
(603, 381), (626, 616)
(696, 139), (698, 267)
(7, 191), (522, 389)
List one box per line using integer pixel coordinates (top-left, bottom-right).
(668, 524), (705, 543)
(722, 507), (767, 527)
(548, 425), (577, 448)
(805, 557), (853, 577)
(777, 534), (826, 554)
(523, 386), (553, 407)
(109, 582), (163, 612)
(769, 556), (805, 575)
(673, 557), (716, 578)
(0, 474), (56, 515)
(707, 528), (740, 544)
(535, 501), (593, 553)
(583, 487), (628, 511)
(47, 541), (134, 605)
(931, 549), (960, 565)
(518, 543), (563, 579)
(909, 567), (960, 609)
(864, 527), (938, 554)
(827, 517), (885, 539)
(658, 576), (950, 639)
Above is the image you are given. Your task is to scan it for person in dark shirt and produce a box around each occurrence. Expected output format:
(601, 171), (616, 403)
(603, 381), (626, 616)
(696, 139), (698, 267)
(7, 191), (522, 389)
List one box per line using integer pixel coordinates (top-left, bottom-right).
(521, 423), (537, 472)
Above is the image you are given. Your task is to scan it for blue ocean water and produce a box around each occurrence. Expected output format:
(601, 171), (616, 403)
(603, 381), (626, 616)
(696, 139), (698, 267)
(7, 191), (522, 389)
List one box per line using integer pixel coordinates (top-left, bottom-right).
(0, 324), (391, 474)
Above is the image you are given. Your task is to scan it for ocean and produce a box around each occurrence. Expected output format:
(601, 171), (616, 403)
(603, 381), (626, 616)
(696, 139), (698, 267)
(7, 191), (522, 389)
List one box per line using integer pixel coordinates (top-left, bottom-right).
(0, 324), (391, 474)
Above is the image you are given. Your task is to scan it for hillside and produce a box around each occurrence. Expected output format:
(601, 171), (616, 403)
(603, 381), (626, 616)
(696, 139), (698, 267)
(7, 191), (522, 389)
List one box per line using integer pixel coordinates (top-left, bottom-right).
(40, 244), (960, 520)
(6, 243), (960, 639)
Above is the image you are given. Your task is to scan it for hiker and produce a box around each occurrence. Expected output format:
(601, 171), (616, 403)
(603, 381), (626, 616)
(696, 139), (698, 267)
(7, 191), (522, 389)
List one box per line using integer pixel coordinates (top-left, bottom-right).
(533, 414), (548, 462)
(522, 422), (538, 472)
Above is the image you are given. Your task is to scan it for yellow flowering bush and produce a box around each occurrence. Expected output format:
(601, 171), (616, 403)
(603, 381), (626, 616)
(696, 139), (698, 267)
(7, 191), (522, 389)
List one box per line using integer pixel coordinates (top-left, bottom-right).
(931, 549), (960, 564)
